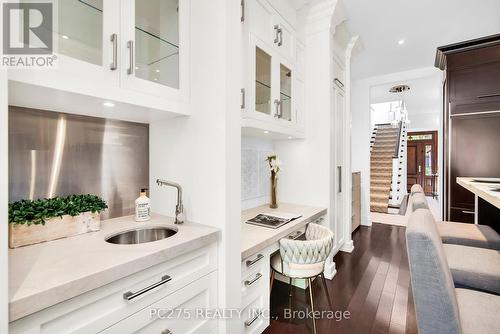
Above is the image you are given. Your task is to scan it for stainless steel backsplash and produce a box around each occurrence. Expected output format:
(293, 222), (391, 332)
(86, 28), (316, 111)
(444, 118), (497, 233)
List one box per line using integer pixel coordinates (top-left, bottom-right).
(9, 107), (149, 219)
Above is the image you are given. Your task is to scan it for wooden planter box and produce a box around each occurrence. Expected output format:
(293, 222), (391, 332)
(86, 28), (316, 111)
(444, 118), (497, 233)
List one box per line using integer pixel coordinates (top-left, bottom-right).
(9, 212), (100, 248)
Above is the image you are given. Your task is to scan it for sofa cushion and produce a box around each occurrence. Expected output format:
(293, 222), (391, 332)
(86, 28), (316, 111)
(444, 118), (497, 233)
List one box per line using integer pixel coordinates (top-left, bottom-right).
(411, 192), (429, 212)
(438, 221), (500, 250)
(456, 288), (500, 334)
(444, 244), (500, 294)
(406, 209), (461, 334)
(410, 184), (424, 194)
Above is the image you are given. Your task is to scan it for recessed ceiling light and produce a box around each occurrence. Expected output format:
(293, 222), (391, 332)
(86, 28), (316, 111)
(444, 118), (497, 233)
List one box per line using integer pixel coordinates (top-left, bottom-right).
(61, 35), (69, 40)
(398, 39), (405, 45)
(288, 136), (293, 140)
(135, 66), (139, 70)
(264, 130), (269, 134)
(154, 78), (158, 81)
(103, 101), (115, 107)
(155, 69), (160, 73)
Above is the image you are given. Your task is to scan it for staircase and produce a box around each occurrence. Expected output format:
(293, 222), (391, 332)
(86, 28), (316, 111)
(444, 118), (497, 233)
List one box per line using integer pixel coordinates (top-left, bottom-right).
(370, 123), (406, 213)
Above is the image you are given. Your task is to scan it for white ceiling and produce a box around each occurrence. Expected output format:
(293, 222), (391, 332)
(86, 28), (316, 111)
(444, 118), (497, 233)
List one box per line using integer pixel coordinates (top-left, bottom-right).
(343, 0), (500, 79)
(370, 74), (442, 116)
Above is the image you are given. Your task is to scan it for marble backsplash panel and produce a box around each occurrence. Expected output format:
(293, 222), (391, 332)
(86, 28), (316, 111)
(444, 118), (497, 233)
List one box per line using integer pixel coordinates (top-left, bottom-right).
(241, 139), (273, 205)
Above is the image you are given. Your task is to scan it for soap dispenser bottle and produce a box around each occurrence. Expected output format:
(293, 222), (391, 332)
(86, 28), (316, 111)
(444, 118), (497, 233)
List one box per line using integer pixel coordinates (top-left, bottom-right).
(135, 188), (151, 222)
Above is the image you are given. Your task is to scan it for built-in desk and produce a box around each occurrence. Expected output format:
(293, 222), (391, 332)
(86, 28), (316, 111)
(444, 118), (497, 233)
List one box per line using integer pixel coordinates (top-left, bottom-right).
(457, 177), (500, 224)
(241, 203), (327, 259)
(239, 203), (327, 333)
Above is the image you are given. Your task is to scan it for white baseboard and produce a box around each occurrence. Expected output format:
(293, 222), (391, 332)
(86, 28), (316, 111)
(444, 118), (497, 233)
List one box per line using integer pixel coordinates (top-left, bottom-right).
(323, 260), (337, 280)
(340, 240), (354, 253)
(361, 213), (372, 226)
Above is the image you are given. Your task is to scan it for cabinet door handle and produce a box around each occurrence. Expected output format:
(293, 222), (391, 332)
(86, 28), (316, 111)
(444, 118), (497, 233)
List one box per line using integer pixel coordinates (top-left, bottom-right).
(461, 210), (475, 215)
(278, 28), (283, 46)
(244, 273), (262, 286)
(240, 0), (245, 22)
(161, 330), (172, 334)
(245, 310), (262, 327)
(123, 275), (171, 301)
(246, 254), (264, 267)
(338, 166), (342, 193)
(127, 40), (134, 75)
(477, 93), (500, 99)
(273, 25), (282, 45)
(274, 99), (282, 118)
(110, 33), (118, 71)
(241, 88), (246, 109)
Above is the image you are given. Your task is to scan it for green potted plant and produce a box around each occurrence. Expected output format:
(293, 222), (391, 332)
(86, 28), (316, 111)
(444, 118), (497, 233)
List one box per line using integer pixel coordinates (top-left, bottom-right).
(8, 194), (108, 248)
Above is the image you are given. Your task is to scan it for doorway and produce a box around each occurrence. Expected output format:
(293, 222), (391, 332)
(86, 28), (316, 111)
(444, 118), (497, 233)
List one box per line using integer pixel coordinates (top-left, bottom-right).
(407, 131), (438, 196)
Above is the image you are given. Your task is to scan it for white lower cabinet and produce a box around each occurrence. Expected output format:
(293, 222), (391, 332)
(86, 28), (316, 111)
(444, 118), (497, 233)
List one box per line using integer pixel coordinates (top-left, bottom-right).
(241, 294), (268, 334)
(240, 249), (271, 334)
(101, 271), (217, 334)
(9, 243), (218, 334)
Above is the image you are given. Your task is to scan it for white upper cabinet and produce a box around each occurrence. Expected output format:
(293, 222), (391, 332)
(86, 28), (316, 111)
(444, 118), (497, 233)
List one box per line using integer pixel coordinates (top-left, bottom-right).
(247, 0), (295, 62)
(8, 0), (190, 123)
(120, 0), (189, 101)
(242, 0), (304, 139)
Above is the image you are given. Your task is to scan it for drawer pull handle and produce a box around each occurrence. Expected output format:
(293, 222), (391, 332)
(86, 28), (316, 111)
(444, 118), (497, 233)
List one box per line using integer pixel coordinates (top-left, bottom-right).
(244, 273), (262, 286)
(123, 275), (171, 301)
(461, 210), (475, 215)
(246, 254), (264, 267)
(245, 310), (262, 327)
(477, 93), (500, 99)
(162, 330), (172, 334)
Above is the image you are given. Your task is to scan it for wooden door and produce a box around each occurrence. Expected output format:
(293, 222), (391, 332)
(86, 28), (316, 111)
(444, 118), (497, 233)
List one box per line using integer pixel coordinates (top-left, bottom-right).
(407, 142), (421, 189)
(407, 132), (438, 196)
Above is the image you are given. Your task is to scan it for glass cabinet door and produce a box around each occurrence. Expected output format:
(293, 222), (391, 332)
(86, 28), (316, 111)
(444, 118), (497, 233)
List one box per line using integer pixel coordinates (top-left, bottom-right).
(255, 47), (272, 115)
(57, 0), (104, 66)
(134, 0), (179, 89)
(279, 63), (292, 121)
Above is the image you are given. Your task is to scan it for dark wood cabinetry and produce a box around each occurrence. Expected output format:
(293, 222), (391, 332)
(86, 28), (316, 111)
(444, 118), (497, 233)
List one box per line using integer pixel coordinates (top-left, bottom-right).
(436, 34), (500, 226)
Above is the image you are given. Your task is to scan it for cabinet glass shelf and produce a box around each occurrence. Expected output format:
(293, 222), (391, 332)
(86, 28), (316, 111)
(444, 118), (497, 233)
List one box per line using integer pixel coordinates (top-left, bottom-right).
(57, 0), (180, 89)
(57, 0), (104, 66)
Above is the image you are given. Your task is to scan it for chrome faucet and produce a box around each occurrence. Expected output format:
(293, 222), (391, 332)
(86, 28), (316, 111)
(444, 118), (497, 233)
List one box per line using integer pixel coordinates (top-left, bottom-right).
(156, 179), (185, 224)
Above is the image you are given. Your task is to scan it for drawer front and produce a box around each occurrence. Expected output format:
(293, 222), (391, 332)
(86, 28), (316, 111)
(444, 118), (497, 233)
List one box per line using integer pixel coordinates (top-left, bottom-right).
(240, 294), (269, 334)
(10, 244), (217, 334)
(100, 271), (218, 334)
(241, 252), (267, 278)
(241, 256), (269, 308)
(450, 207), (475, 224)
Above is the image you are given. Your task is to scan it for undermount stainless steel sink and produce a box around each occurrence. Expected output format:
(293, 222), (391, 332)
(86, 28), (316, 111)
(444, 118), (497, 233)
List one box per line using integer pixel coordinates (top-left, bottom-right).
(105, 226), (178, 245)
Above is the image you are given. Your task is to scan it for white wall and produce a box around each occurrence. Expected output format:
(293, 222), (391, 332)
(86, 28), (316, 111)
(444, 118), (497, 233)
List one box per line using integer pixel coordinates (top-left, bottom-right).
(241, 136), (274, 210)
(150, 0), (241, 332)
(1, 2), (8, 328)
(351, 66), (443, 224)
(1, 72), (7, 332)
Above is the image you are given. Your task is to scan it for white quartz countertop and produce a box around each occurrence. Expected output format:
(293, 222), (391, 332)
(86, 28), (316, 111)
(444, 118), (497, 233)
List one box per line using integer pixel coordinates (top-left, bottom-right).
(457, 177), (500, 209)
(9, 214), (219, 321)
(241, 203), (327, 260)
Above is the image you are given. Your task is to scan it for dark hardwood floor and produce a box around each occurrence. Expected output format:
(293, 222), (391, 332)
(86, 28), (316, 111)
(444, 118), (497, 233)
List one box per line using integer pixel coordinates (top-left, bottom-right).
(264, 223), (418, 334)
